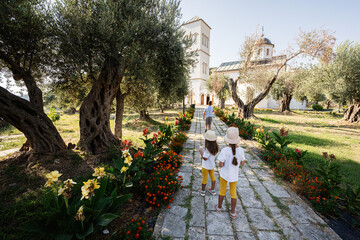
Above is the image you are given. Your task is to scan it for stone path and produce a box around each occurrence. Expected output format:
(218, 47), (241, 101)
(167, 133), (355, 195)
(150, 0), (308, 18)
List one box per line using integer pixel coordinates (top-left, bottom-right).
(154, 108), (341, 240)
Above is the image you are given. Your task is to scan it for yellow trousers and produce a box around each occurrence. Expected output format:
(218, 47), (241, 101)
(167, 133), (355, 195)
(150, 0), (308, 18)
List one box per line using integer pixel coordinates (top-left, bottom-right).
(219, 177), (237, 199)
(201, 168), (215, 184)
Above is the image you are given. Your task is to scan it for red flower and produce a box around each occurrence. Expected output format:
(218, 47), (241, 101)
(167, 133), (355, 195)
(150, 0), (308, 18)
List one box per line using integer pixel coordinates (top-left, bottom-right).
(153, 133), (158, 139)
(126, 230), (131, 235)
(175, 120), (179, 126)
(135, 233), (140, 238)
(280, 128), (288, 136)
(143, 128), (149, 136)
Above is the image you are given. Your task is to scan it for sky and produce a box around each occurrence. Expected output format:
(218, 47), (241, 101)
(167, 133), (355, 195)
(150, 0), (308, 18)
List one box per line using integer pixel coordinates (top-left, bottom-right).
(179, 0), (360, 68)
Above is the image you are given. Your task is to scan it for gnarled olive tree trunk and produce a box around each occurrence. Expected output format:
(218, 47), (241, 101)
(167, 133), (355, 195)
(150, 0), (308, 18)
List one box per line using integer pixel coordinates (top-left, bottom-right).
(279, 93), (292, 112)
(343, 98), (360, 123)
(114, 89), (128, 139)
(78, 59), (125, 154)
(220, 98), (225, 109)
(139, 109), (151, 121)
(0, 87), (66, 153)
(227, 76), (277, 119)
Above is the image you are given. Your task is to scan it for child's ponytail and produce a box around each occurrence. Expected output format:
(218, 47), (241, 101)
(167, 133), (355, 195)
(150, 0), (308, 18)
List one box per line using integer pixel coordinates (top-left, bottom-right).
(230, 144), (238, 165)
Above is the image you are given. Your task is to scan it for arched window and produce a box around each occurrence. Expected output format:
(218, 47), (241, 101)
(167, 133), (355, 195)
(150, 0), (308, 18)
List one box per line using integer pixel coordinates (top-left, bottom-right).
(258, 49), (261, 55)
(266, 49), (270, 56)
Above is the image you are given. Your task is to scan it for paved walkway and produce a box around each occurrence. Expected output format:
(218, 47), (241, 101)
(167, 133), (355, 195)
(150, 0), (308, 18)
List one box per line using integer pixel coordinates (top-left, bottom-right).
(154, 108), (341, 240)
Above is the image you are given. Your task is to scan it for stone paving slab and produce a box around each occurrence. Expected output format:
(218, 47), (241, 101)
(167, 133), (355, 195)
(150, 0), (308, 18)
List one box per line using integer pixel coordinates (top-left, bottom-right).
(154, 108), (341, 240)
(237, 187), (262, 208)
(206, 211), (233, 235)
(236, 232), (256, 240)
(257, 231), (282, 240)
(246, 208), (277, 230)
(188, 227), (206, 240)
(269, 206), (303, 240)
(160, 206), (187, 237)
(262, 181), (291, 198)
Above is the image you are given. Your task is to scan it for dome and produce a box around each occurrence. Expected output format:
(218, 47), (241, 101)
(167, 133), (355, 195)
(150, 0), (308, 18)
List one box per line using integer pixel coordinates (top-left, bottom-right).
(255, 37), (274, 46)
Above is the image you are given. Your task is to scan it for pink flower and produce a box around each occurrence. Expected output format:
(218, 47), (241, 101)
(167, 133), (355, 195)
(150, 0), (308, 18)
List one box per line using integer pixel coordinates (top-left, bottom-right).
(295, 149), (302, 157)
(175, 120), (179, 126)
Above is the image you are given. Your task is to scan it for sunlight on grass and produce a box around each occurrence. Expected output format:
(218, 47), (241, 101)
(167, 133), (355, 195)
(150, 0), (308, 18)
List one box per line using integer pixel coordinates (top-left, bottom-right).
(0, 108), (182, 151)
(250, 111), (360, 188)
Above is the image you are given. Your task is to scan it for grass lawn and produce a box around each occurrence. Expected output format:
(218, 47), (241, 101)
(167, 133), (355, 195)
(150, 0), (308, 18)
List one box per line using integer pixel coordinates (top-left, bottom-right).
(249, 110), (360, 188)
(0, 108), (182, 154)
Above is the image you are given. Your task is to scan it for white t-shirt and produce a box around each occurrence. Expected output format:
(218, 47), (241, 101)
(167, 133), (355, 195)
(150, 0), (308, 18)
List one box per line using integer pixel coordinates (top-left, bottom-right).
(204, 106), (213, 118)
(202, 148), (216, 170)
(217, 146), (245, 182)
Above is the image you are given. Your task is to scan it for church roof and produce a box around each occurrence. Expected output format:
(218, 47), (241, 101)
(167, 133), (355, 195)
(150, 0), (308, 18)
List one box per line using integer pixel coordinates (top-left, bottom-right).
(215, 55), (287, 72)
(182, 16), (211, 29)
(255, 37), (274, 46)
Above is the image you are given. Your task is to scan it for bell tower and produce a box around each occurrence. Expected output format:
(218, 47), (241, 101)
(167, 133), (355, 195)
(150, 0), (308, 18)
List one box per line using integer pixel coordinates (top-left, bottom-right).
(182, 16), (211, 105)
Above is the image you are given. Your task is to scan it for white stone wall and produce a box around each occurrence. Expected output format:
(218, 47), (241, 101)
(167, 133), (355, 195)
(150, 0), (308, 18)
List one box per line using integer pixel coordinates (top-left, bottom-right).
(183, 18), (211, 105)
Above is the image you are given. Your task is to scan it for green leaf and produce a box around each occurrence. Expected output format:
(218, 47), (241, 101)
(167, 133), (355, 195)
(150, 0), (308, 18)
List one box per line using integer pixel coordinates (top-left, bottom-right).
(20, 221), (47, 234)
(55, 234), (74, 240)
(97, 213), (119, 227)
(76, 223), (93, 239)
(113, 193), (132, 210)
(94, 197), (112, 212)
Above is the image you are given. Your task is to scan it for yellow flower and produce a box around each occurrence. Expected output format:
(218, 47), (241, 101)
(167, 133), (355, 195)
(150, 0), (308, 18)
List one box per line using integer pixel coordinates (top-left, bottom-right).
(81, 179), (100, 200)
(75, 206), (85, 221)
(165, 117), (168, 121)
(58, 187), (65, 196)
(256, 128), (261, 133)
(124, 156), (132, 166)
(63, 179), (77, 187)
(46, 170), (62, 182)
(93, 167), (106, 179)
(122, 149), (130, 157)
(120, 166), (128, 173)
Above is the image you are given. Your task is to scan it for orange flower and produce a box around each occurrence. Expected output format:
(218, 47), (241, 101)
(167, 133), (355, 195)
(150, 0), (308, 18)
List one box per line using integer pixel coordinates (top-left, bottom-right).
(143, 128), (149, 136)
(126, 230), (131, 235)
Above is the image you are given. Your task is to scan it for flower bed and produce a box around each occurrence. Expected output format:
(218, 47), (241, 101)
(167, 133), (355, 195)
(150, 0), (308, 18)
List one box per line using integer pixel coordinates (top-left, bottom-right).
(13, 108), (195, 239)
(215, 108), (360, 216)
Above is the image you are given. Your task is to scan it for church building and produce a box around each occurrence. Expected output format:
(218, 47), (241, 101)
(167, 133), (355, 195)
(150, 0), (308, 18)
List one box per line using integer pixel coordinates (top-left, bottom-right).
(182, 16), (212, 106)
(182, 16), (306, 110)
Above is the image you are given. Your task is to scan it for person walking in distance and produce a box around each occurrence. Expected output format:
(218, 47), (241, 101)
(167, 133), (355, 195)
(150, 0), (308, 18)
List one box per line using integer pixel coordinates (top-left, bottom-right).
(203, 101), (213, 132)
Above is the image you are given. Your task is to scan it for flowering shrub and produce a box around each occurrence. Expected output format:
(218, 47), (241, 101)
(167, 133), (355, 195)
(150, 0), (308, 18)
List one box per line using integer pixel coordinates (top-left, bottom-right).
(169, 131), (188, 153)
(112, 217), (153, 239)
(169, 140), (184, 154)
(143, 164), (182, 207)
(157, 150), (183, 169)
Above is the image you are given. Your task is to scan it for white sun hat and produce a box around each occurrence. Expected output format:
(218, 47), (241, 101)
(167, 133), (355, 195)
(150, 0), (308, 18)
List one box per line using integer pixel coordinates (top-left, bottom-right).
(204, 130), (217, 141)
(224, 127), (241, 144)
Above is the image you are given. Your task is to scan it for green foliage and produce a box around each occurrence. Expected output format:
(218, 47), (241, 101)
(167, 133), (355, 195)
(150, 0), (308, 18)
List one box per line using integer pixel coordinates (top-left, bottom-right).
(343, 185), (360, 214)
(312, 104), (324, 111)
(48, 108), (60, 122)
(21, 175), (131, 239)
(315, 158), (342, 195)
(224, 112), (255, 139)
(207, 73), (230, 102)
(111, 217), (154, 239)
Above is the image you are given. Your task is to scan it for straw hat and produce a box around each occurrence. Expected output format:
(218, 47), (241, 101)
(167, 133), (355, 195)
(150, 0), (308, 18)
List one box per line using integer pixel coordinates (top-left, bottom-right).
(204, 130), (217, 141)
(224, 127), (241, 144)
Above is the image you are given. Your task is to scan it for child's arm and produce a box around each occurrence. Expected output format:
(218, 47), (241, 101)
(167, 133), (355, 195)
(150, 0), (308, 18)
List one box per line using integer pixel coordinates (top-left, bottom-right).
(203, 110), (206, 120)
(199, 147), (208, 161)
(219, 161), (224, 168)
(240, 160), (245, 166)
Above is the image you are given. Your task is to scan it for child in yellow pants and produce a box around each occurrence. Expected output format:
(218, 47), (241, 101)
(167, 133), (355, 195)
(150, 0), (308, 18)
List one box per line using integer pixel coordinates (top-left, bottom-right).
(199, 130), (219, 196)
(216, 127), (245, 219)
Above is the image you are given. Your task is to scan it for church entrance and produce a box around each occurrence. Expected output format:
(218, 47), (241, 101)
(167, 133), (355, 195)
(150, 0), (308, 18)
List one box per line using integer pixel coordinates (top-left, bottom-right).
(206, 95), (210, 105)
(201, 94), (204, 105)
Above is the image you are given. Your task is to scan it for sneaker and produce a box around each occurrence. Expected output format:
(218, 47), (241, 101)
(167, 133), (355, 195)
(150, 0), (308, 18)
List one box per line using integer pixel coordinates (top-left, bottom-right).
(200, 190), (206, 197)
(207, 188), (216, 195)
(230, 211), (237, 219)
(215, 204), (222, 213)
